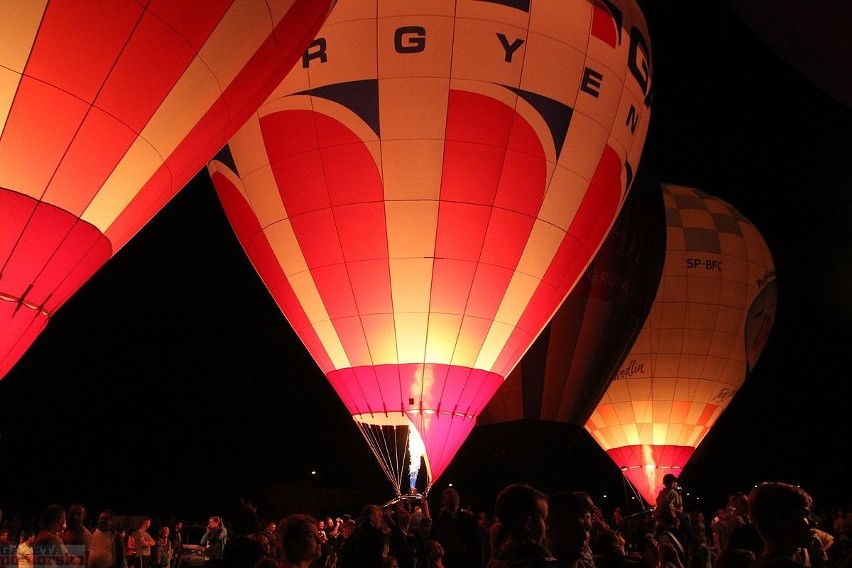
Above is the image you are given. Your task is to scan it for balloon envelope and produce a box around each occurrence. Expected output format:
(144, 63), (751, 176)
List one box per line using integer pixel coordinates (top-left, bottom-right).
(585, 183), (778, 505)
(473, 166), (666, 486)
(0, 0), (336, 379)
(210, 0), (652, 491)
(479, 166), (667, 426)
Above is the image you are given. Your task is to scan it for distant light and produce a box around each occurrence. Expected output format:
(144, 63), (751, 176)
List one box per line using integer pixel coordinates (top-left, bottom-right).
(311, 470), (317, 476)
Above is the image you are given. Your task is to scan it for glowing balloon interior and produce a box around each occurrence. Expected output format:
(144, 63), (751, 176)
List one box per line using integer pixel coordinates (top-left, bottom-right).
(585, 183), (778, 505)
(0, 0), (336, 379)
(209, 0), (652, 495)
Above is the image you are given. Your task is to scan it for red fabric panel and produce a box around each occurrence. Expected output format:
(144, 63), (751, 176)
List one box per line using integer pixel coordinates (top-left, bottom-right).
(261, 110), (316, 162)
(37, 220), (111, 313)
(0, 191), (38, 265)
(445, 91), (514, 147)
(347, 260), (393, 316)
(46, 107), (137, 213)
(332, 315), (372, 371)
(321, 135), (384, 207)
(27, 0), (141, 103)
(291, 208), (344, 269)
(0, 303), (47, 381)
(0, 197), (109, 304)
(349, 364), (385, 414)
(312, 263), (358, 317)
(566, 145), (623, 256)
(411, 411), (476, 484)
(499, 117), (547, 217)
(335, 202), (387, 262)
(430, 259), (477, 316)
(495, 149), (548, 218)
(0, 78), (88, 195)
(591, 1), (619, 47)
(279, 151), (332, 216)
(148, 0), (232, 52)
(442, 91), (517, 206)
(5, 204), (77, 298)
(374, 364), (405, 409)
(0, 193), (109, 376)
(95, 11), (197, 133)
(480, 208), (535, 269)
(266, 114), (330, 217)
(440, 140), (505, 206)
(698, 403), (719, 426)
(435, 202), (490, 262)
(107, 1), (335, 250)
(466, 264), (514, 320)
(440, 366), (476, 415)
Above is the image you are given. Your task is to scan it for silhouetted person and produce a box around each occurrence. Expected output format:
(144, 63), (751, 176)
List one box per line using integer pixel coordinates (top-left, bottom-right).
(728, 492), (763, 557)
(222, 506), (264, 568)
(595, 528), (650, 568)
(748, 482), (816, 568)
(63, 503), (93, 566)
(201, 517), (227, 565)
(713, 548), (755, 568)
(486, 483), (560, 568)
(656, 502), (699, 568)
(657, 476), (690, 531)
(280, 514), (322, 568)
(89, 509), (126, 568)
(387, 508), (419, 568)
(34, 504), (71, 567)
(133, 518), (157, 568)
(431, 487), (482, 568)
(547, 491), (596, 568)
(349, 505), (387, 568)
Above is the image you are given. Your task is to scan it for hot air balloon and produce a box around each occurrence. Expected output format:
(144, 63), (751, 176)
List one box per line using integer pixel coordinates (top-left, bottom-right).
(0, 0), (336, 380)
(471, 164), (666, 489)
(585, 183), (778, 506)
(208, 0), (652, 497)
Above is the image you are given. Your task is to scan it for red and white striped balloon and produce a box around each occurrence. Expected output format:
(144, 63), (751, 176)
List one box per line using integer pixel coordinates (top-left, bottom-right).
(210, 0), (652, 490)
(0, 0), (336, 379)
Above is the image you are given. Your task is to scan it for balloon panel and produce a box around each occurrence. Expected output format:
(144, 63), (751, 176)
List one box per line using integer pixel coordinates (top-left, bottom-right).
(210, 0), (652, 485)
(586, 183), (777, 505)
(0, 0), (336, 379)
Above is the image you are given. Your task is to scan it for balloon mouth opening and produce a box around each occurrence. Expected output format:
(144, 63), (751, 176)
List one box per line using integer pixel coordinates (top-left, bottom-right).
(352, 408), (475, 426)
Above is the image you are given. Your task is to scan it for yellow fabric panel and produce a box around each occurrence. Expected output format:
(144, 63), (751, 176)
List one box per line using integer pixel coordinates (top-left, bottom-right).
(394, 311), (429, 363)
(362, 312), (398, 366)
(0, 0), (45, 135)
(425, 313), (463, 365)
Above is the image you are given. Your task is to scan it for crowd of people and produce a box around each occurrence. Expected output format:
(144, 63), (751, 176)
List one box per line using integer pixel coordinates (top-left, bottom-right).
(1, 480), (851, 568)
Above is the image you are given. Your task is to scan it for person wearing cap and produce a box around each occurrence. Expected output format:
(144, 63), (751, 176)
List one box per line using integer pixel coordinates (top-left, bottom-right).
(656, 474), (690, 529)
